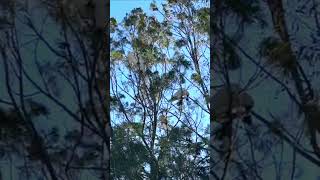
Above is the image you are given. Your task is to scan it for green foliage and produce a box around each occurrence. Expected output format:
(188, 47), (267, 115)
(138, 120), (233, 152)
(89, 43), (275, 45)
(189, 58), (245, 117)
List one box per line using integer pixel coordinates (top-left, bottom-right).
(161, 70), (177, 89)
(259, 37), (296, 72)
(110, 17), (117, 33)
(111, 50), (124, 61)
(191, 73), (203, 84)
(195, 7), (209, 33)
(111, 124), (149, 179)
(110, 0), (209, 178)
(110, 118), (208, 178)
(150, 2), (158, 11)
(0, 108), (26, 141)
(172, 53), (192, 69)
(124, 8), (143, 27)
(225, 0), (263, 25)
(221, 41), (242, 70)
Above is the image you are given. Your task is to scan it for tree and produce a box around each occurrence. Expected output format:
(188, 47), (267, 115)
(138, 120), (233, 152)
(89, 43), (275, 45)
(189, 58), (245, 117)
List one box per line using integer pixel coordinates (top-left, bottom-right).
(0, 0), (111, 179)
(110, 0), (209, 179)
(210, 0), (320, 179)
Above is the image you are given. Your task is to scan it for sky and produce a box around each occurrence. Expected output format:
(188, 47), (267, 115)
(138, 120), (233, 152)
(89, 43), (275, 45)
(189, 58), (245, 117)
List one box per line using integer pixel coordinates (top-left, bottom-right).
(111, 0), (160, 21)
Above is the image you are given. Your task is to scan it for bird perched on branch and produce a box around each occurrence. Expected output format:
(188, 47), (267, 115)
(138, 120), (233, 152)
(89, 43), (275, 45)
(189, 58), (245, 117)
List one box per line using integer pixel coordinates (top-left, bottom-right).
(127, 52), (146, 72)
(159, 114), (168, 130)
(213, 83), (254, 124)
(213, 83), (255, 154)
(170, 88), (189, 102)
(170, 88), (189, 111)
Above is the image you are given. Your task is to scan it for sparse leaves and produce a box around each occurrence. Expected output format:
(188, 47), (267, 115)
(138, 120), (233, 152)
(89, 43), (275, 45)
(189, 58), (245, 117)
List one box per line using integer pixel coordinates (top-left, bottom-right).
(191, 73), (203, 84)
(259, 37), (296, 72)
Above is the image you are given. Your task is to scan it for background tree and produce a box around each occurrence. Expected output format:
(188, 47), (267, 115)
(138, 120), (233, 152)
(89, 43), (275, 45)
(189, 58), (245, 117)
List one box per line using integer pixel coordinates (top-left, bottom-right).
(210, 0), (320, 179)
(0, 0), (111, 179)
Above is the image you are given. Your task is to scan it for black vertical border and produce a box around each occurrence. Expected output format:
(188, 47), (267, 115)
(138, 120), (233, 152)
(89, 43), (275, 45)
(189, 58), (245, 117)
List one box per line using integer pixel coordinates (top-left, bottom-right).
(105, 0), (111, 179)
(209, 0), (215, 178)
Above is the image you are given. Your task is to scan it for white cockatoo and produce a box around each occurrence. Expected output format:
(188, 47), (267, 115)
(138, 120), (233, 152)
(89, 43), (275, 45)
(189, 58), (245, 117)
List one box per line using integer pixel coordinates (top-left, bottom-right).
(127, 52), (146, 72)
(170, 88), (189, 112)
(170, 88), (189, 102)
(213, 84), (254, 153)
(213, 83), (254, 123)
(159, 114), (168, 130)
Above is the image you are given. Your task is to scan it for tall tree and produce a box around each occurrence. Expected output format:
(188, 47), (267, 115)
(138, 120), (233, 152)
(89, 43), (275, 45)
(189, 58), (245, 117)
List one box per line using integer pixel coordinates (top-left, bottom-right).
(110, 0), (209, 179)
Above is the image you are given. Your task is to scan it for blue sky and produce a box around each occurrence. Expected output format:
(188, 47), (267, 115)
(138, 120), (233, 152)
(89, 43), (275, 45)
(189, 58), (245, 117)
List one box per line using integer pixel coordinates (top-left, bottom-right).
(111, 0), (158, 21)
